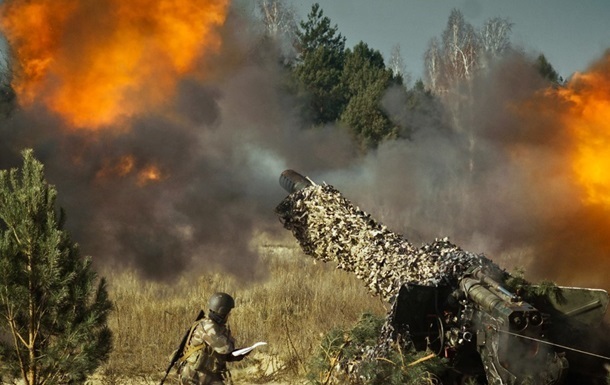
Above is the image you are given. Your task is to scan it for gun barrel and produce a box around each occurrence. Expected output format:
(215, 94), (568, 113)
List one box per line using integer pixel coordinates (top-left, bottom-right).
(275, 169), (497, 300)
(460, 276), (543, 331)
(279, 169), (315, 193)
(471, 269), (518, 302)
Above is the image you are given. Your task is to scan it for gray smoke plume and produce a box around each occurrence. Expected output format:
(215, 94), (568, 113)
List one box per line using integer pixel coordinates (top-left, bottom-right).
(0, 4), (356, 281)
(312, 52), (610, 292)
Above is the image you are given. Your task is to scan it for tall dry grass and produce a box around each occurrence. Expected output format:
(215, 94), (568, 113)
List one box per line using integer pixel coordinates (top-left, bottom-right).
(98, 239), (386, 384)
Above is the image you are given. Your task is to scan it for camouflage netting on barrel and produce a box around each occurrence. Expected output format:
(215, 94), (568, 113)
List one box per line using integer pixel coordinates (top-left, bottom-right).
(275, 183), (499, 303)
(275, 183), (510, 380)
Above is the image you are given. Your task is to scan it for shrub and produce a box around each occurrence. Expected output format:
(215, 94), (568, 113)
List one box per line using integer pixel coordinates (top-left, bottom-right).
(307, 313), (448, 385)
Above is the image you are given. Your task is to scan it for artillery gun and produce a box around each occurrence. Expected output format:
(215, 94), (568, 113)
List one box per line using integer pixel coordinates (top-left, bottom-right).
(276, 169), (610, 385)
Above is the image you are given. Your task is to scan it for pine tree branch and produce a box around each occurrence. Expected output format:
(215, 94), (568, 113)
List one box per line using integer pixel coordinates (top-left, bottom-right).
(6, 313), (30, 385)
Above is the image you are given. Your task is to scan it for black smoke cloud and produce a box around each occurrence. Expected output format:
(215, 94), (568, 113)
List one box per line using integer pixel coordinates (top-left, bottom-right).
(0, 5), (357, 281)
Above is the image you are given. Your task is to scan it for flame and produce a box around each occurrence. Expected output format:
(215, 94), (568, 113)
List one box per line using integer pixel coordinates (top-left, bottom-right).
(0, 0), (230, 129)
(519, 54), (610, 209)
(0, 1), (76, 104)
(137, 165), (164, 186)
(95, 155), (135, 180)
(555, 57), (610, 207)
(512, 53), (610, 288)
(95, 155), (165, 186)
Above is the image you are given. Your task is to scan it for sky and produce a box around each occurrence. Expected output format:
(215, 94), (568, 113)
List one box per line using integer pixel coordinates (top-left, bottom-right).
(291, 0), (610, 82)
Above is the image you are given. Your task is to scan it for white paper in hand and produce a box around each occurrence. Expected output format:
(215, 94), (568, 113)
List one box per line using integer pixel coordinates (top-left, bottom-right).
(231, 342), (267, 357)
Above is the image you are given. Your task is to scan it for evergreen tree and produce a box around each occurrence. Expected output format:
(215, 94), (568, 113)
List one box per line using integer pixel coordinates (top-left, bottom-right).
(340, 42), (400, 149)
(0, 149), (112, 385)
(386, 79), (449, 141)
(295, 3), (345, 58)
(535, 54), (562, 84)
(292, 3), (347, 125)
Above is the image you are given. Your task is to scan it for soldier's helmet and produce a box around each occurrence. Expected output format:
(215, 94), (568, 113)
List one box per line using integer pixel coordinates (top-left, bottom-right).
(208, 292), (235, 323)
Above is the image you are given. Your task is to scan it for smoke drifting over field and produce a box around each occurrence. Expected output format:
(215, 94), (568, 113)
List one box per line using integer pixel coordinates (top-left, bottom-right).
(0, 0), (608, 290)
(330, 52), (610, 290)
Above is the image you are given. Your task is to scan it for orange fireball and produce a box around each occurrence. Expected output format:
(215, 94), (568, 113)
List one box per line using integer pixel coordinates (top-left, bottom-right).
(0, 0), (230, 129)
(557, 57), (610, 207)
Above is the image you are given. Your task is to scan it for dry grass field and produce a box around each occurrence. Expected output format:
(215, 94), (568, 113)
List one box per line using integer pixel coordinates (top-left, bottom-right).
(96, 235), (387, 385)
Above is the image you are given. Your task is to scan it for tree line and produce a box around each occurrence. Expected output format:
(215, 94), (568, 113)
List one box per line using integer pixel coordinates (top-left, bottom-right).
(258, 1), (563, 151)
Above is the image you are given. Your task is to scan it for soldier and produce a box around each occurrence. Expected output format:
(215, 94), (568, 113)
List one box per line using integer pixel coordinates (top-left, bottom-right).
(177, 292), (246, 385)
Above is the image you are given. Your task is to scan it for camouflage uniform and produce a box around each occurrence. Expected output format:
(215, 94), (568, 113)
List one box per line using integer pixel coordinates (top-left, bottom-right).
(178, 316), (235, 385)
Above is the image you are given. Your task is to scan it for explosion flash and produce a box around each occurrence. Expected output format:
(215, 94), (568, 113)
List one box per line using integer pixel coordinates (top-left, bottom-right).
(557, 56), (610, 207)
(508, 52), (610, 289)
(0, 0), (230, 129)
(94, 155), (165, 186)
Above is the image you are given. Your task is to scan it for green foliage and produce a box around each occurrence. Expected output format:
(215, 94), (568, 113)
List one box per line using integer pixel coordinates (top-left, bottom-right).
(504, 267), (528, 292)
(535, 54), (562, 84)
(307, 313), (448, 385)
(296, 3), (345, 56)
(292, 3), (347, 125)
(292, 4), (413, 150)
(0, 149), (113, 385)
(339, 42), (400, 150)
(291, 4), (418, 151)
(531, 280), (561, 299)
(504, 268), (566, 303)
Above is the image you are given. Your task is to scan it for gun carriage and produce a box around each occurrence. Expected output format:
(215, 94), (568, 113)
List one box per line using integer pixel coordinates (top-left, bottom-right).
(276, 170), (609, 385)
